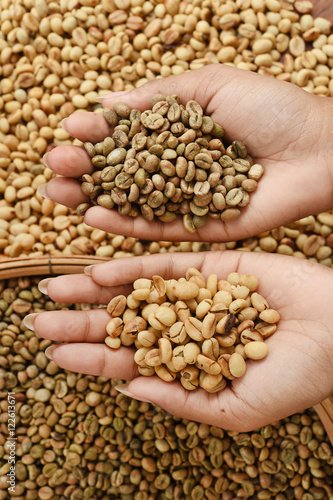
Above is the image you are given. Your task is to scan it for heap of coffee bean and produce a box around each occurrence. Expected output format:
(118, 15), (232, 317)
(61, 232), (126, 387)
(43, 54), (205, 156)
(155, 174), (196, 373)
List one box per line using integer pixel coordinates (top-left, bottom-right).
(79, 95), (264, 232)
(104, 269), (280, 393)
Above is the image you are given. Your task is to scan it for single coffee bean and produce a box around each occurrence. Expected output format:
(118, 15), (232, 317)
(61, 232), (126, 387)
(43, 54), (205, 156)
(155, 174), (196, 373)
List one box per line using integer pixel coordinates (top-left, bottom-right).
(244, 341), (269, 360)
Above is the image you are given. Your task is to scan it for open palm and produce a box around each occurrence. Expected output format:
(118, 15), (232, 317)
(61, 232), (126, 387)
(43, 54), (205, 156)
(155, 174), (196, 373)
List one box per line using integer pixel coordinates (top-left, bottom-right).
(27, 251), (333, 431)
(41, 64), (333, 242)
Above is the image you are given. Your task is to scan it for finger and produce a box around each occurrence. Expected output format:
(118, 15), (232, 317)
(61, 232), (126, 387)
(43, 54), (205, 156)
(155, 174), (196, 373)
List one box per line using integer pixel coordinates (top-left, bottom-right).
(44, 145), (93, 178)
(42, 274), (132, 304)
(123, 376), (247, 430)
(34, 309), (111, 342)
(96, 66), (224, 114)
(94, 65), (311, 155)
(86, 250), (331, 314)
(88, 252), (207, 287)
(49, 343), (138, 380)
(84, 206), (230, 242)
(62, 111), (112, 143)
(87, 250), (264, 288)
(43, 177), (88, 209)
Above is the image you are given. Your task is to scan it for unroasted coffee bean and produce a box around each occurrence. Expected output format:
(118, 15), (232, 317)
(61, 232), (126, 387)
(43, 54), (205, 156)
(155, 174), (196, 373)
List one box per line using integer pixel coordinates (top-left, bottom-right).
(105, 269), (279, 393)
(80, 95), (264, 232)
(244, 341), (269, 360)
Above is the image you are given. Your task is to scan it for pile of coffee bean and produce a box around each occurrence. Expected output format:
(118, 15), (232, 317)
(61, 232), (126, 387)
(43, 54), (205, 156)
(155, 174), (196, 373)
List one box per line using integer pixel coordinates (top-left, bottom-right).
(79, 95), (264, 232)
(105, 268), (279, 392)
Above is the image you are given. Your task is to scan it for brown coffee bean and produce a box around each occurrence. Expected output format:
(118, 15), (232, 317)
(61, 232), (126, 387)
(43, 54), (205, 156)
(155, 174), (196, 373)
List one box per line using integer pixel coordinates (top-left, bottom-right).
(114, 102), (131, 118)
(103, 108), (118, 127)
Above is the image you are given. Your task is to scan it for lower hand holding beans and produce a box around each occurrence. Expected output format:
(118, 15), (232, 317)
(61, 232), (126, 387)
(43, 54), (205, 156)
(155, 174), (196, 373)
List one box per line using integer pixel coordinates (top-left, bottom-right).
(27, 251), (333, 431)
(105, 268), (279, 393)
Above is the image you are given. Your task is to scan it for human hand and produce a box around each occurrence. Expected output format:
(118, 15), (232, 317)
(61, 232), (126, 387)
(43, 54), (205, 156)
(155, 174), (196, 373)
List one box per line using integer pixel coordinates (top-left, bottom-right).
(25, 251), (333, 431)
(40, 64), (333, 242)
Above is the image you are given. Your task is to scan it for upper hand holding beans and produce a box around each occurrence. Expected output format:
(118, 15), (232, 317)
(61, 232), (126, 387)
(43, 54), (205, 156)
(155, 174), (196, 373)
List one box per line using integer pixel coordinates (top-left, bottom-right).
(39, 64), (333, 242)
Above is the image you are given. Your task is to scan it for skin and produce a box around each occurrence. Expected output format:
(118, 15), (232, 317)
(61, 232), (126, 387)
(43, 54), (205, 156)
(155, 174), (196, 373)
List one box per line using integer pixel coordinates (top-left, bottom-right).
(34, 65), (333, 431)
(34, 252), (333, 432)
(42, 64), (333, 242)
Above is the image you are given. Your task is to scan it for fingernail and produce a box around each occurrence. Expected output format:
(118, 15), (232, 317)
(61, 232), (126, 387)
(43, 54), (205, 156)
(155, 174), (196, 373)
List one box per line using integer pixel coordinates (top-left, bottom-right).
(115, 383), (152, 404)
(45, 346), (54, 361)
(38, 278), (52, 295)
(23, 313), (39, 331)
(37, 183), (51, 200)
(42, 152), (50, 168)
(84, 265), (94, 276)
(95, 90), (130, 103)
(61, 118), (69, 132)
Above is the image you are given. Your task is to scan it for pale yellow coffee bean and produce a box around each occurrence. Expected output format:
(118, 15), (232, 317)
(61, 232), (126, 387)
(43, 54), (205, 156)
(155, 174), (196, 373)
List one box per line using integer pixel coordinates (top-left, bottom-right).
(172, 345), (187, 371)
(234, 343), (247, 359)
(165, 322), (187, 344)
(180, 365), (200, 382)
(202, 313), (217, 339)
(105, 336), (121, 349)
(185, 317), (204, 341)
(196, 354), (221, 375)
(127, 294), (141, 309)
(197, 288), (212, 303)
(106, 317), (123, 337)
(132, 288), (151, 301)
(248, 163), (264, 181)
(251, 292), (269, 312)
(137, 330), (156, 347)
(183, 343), (201, 364)
(141, 303), (159, 321)
(227, 272), (242, 286)
(206, 274), (218, 296)
(259, 309), (280, 323)
(232, 285), (250, 300)
(213, 290), (232, 307)
(244, 341), (269, 360)
(133, 278), (152, 289)
(155, 306), (177, 326)
(229, 353), (247, 378)
(217, 280), (233, 293)
(199, 373), (224, 392)
(196, 299), (212, 319)
(229, 299), (248, 314)
(155, 364), (176, 382)
(172, 281), (200, 300)
(145, 348), (162, 367)
(107, 295), (127, 317)
(158, 338), (172, 364)
(180, 377), (199, 391)
(186, 268), (206, 287)
(138, 366), (155, 377)
(152, 275), (166, 297)
(147, 312), (165, 331)
(255, 322), (277, 338)
(123, 316), (147, 335)
(240, 275), (259, 291)
(134, 347), (151, 366)
(202, 338), (220, 361)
